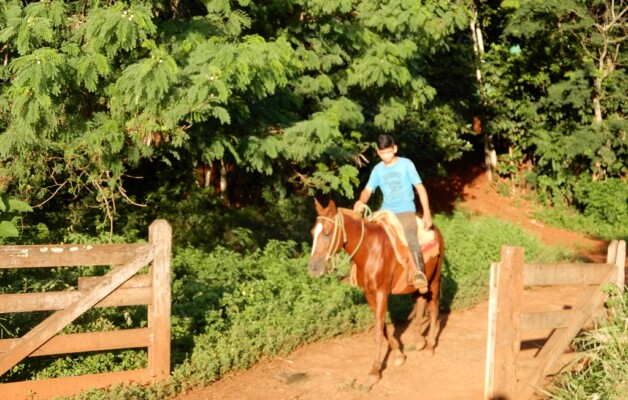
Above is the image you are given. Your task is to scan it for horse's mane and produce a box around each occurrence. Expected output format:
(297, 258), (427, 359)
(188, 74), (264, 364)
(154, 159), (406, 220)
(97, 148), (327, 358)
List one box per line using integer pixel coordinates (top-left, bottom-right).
(337, 207), (363, 221)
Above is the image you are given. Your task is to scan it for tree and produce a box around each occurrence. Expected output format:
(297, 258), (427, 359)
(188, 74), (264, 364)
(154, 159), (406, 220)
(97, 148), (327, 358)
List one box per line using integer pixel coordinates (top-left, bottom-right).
(479, 0), (627, 199)
(1, 0), (474, 237)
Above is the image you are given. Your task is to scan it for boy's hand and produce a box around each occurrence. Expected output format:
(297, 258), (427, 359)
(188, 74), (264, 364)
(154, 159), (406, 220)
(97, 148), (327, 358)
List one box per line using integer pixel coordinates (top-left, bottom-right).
(422, 214), (433, 230)
(353, 201), (366, 213)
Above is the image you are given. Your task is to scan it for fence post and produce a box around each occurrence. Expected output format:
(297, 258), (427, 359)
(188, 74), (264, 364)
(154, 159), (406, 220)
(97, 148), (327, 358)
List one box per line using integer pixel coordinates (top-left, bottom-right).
(148, 219), (172, 381)
(614, 241), (625, 293)
(606, 240), (618, 266)
(490, 246), (524, 399)
(484, 262), (500, 399)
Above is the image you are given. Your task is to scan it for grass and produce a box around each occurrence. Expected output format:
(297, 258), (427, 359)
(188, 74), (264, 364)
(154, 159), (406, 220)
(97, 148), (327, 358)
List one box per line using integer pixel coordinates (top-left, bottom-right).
(545, 289), (628, 399)
(532, 205), (628, 242)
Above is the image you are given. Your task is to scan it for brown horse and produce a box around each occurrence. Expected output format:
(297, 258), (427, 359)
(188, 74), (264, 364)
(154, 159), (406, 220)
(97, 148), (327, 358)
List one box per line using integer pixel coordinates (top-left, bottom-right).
(308, 198), (445, 384)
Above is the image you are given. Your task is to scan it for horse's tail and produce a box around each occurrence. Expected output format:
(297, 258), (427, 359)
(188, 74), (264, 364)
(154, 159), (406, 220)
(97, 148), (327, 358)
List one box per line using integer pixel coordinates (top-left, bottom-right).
(433, 225), (445, 301)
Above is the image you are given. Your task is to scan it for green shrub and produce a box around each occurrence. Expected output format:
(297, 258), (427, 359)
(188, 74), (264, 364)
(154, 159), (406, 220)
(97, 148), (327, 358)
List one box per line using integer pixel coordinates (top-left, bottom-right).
(436, 210), (564, 310)
(170, 240), (373, 388)
(532, 204), (628, 242)
(573, 178), (628, 226)
(547, 289), (628, 399)
(530, 177), (628, 242)
(139, 185), (316, 252)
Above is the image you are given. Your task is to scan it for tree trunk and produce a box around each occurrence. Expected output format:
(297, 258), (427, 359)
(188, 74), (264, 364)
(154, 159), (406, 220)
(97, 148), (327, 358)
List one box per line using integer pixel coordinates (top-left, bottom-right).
(592, 48), (606, 124)
(470, 8), (496, 182)
(220, 160), (228, 200)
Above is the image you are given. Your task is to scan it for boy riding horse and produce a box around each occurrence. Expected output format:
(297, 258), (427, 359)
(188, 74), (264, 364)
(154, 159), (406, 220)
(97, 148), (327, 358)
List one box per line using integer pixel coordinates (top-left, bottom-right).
(353, 134), (432, 294)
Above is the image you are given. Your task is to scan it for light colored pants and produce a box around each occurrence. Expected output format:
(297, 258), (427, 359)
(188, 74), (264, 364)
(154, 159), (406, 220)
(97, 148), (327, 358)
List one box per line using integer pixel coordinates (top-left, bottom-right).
(395, 212), (425, 272)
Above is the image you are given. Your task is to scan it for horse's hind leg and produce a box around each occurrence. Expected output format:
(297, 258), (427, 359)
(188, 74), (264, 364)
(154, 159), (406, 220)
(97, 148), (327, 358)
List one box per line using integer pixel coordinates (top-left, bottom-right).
(425, 255), (444, 354)
(412, 295), (428, 351)
(385, 323), (406, 367)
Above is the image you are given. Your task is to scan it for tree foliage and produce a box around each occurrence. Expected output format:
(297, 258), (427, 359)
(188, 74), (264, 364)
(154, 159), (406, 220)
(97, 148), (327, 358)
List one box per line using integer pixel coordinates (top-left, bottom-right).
(0, 0), (474, 236)
(1, 0), (624, 237)
(479, 0), (627, 201)
(0, 192), (31, 239)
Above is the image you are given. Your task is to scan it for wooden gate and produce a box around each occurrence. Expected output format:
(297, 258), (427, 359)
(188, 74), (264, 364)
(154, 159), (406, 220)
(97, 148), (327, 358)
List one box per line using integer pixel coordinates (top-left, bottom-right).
(484, 240), (625, 400)
(0, 219), (172, 400)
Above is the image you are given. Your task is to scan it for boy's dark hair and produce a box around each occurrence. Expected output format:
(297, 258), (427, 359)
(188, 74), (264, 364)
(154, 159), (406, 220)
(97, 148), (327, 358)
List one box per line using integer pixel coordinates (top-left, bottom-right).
(377, 134), (395, 150)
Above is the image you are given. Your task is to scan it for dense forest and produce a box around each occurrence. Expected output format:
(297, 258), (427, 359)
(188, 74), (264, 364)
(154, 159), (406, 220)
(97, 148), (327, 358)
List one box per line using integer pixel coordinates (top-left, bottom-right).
(0, 0), (625, 242)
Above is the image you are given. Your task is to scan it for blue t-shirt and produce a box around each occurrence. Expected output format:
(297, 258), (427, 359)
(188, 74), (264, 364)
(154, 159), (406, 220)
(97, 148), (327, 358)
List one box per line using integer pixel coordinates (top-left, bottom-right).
(365, 157), (422, 213)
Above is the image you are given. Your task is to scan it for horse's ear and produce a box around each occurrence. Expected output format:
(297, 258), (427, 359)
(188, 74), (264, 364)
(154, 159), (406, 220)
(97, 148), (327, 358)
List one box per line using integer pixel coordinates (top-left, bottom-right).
(315, 198), (336, 215)
(328, 199), (337, 214)
(314, 197), (324, 214)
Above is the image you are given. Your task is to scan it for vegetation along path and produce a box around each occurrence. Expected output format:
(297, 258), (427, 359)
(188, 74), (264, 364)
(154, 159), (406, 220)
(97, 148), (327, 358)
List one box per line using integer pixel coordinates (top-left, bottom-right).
(175, 164), (616, 400)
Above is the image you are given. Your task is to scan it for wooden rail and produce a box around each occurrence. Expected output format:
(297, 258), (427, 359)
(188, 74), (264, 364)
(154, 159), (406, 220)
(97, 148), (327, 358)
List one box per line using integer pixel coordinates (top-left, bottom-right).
(0, 220), (172, 400)
(484, 240), (625, 400)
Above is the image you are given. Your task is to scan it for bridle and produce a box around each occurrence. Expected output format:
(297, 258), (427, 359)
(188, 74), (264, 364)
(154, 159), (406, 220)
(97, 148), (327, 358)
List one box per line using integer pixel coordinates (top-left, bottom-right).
(315, 211), (365, 272)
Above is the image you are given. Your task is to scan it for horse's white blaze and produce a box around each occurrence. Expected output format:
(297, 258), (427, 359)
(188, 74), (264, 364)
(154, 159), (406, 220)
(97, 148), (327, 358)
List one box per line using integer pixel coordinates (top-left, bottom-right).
(311, 222), (323, 256)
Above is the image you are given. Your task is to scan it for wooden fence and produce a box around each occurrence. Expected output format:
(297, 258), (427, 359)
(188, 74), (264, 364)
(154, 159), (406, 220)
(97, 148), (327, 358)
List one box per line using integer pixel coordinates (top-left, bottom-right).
(484, 240), (626, 400)
(0, 219), (172, 400)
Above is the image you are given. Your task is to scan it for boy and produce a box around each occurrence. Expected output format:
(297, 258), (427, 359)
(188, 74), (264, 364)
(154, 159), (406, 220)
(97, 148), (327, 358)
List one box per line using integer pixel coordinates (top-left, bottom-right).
(353, 134), (433, 294)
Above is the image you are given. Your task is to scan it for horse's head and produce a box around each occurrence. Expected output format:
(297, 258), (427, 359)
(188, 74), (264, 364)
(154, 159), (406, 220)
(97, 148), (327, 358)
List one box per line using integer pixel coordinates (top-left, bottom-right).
(308, 198), (343, 277)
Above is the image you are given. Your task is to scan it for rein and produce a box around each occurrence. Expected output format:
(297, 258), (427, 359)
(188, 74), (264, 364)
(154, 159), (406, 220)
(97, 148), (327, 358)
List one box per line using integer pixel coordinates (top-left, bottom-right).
(316, 211), (365, 273)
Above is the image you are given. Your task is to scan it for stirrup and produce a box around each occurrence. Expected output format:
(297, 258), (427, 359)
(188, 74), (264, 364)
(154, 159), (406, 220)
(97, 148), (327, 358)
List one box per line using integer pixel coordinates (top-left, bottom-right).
(413, 271), (428, 294)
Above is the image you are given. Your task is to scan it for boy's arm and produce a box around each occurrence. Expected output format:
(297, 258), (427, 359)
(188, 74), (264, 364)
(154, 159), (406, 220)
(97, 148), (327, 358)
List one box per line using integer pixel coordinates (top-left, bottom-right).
(353, 188), (372, 213)
(415, 183), (433, 229)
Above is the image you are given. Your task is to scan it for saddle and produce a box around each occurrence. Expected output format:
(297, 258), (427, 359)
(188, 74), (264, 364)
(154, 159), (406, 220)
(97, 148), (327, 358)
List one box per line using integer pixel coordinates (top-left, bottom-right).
(370, 210), (439, 259)
(369, 210), (440, 283)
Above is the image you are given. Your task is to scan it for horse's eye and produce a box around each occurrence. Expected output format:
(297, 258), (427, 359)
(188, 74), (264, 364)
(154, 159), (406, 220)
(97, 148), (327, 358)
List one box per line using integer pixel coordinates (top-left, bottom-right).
(324, 232), (331, 237)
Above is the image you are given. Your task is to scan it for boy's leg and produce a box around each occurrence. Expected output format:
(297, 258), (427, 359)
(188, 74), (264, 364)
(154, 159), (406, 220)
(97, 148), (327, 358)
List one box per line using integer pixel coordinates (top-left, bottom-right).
(396, 212), (428, 294)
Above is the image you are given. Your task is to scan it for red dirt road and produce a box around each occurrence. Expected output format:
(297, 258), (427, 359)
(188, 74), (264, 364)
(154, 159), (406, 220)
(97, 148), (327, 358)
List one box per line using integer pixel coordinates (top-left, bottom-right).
(178, 304), (490, 400)
(175, 161), (614, 400)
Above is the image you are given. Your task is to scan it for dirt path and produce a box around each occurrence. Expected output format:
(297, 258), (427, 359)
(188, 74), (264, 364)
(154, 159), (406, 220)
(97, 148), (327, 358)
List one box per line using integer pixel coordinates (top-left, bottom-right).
(177, 304), (490, 400)
(175, 161), (612, 400)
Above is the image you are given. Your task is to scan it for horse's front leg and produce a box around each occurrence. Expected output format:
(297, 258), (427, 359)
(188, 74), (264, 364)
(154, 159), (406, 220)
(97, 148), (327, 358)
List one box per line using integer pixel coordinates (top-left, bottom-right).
(385, 323), (406, 367)
(365, 290), (388, 385)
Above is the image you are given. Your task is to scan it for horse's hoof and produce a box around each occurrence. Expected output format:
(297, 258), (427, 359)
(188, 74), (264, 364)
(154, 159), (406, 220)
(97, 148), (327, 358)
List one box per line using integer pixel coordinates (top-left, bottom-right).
(367, 373), (381, 386)
(425, 344), (435, 356)
(415, 337), (427, 351)
(392, 353), (406, 367)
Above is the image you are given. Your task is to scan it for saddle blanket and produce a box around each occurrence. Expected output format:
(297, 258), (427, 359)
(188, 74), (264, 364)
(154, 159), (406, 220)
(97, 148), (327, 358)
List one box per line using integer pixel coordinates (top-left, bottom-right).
(370, 210), (440, 263)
